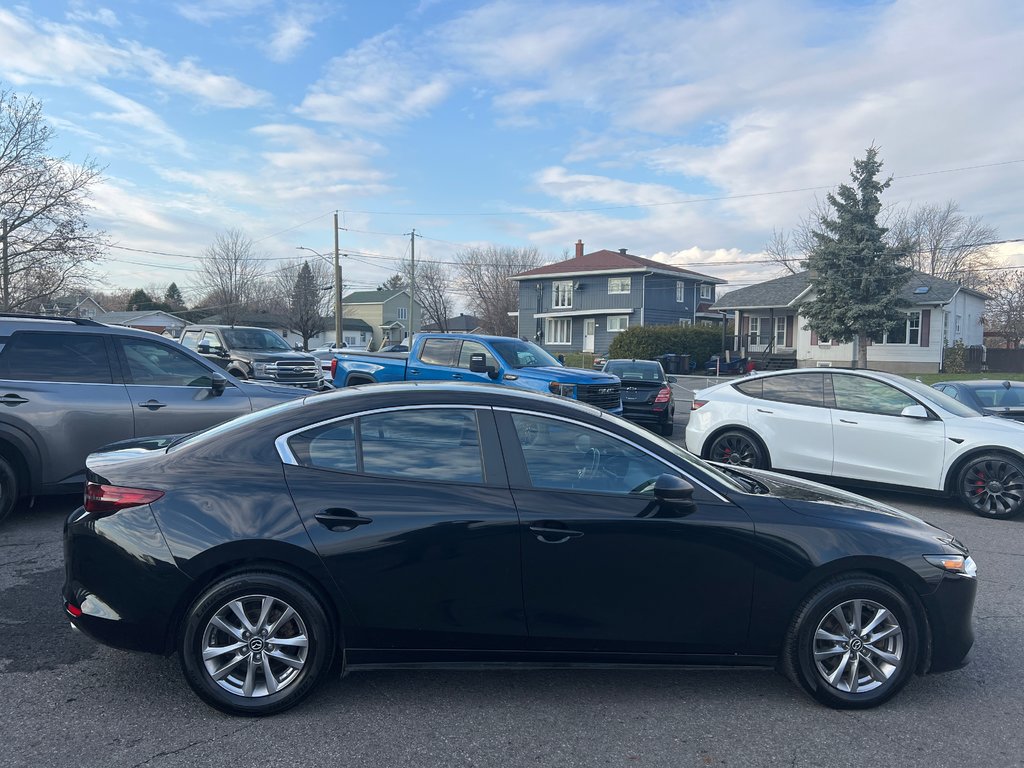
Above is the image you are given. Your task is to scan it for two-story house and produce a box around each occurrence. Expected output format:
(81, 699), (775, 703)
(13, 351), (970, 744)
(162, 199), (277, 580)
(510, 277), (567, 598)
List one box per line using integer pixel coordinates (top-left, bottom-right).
(713, 270), (988, 373)
(342, 289), (423, 349)
(511, 242), (727, 354)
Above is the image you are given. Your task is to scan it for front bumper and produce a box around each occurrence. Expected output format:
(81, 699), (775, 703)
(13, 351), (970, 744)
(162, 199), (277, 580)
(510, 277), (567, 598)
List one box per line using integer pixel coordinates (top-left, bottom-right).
(921, 571), (977, 674)
(63, 505), (193, 655)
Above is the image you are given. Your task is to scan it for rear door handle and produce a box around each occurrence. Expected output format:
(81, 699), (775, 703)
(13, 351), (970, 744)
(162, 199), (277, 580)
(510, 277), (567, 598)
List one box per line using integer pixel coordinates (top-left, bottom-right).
(529, 521), (584, 544)
(452, 373), (463, 380)
(839, 418), (858, 424)
(315, 508), (373, 531)
(756, 408), (774, 413)
(0, 393), (29, 406)
(137, 400), (167, 410)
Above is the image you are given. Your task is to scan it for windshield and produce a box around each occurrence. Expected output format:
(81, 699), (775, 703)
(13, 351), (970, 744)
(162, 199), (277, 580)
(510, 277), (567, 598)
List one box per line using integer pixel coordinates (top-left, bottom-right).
(491, 339), (562, 369)
(604, 361), (664, 382)
(223, 328), (292, 351)
(897, 376), (982, 418)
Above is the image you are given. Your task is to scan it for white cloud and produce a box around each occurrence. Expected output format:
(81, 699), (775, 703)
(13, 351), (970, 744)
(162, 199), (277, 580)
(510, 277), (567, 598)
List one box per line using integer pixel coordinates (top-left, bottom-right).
(267, 11), (316, 62)
(66, 2), (120, 28)
(84, 84), (191, 157)
(175, 0), (272, 24)
(129, 45), (272, 108)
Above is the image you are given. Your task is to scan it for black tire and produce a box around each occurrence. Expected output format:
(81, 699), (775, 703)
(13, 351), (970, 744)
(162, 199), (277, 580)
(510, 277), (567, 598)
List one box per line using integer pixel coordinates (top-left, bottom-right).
(0, 455), (19, 525)
(707, 429), (766, 468)
(781, 575), (919, 709)
(956, 452), (1024, 519)
(179, 571), (334, 716)
(659, 417), (674, 437)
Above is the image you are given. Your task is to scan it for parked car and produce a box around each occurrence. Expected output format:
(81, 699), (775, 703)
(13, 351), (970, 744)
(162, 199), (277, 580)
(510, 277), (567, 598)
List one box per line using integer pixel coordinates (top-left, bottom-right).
(687, 368), (1024, 518)
(704, 355), (752, 375)
(377, 343), (408, 352)
(0, 313), (308, 523)
(333, 333), (623, 413)
(592, 355), (608, 370)
(64, 382), (976, 716)
(932, 379), (1024, 422)
(179, 324), (326, 390)
(603, 359), (677, 436)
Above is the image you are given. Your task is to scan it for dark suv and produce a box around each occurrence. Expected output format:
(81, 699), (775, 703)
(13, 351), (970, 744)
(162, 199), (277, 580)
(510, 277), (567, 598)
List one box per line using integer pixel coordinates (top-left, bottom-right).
(0, 314), (307, 523)
(179, 324), (325, 390)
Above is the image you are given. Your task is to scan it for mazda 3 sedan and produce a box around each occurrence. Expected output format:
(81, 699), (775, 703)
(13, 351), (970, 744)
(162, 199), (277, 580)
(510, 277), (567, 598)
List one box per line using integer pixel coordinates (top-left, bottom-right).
(688, 368), (1024, 519)
(64, 382), (976, 716)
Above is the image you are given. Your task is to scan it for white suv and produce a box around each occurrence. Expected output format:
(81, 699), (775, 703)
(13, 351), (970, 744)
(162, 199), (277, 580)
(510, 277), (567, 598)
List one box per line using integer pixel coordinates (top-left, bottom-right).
(686, 368), (1024, 519)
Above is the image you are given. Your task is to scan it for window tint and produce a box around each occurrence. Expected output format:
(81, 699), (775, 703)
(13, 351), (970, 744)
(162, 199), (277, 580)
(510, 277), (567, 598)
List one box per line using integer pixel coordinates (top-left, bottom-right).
(761, 373), (825, 407)
(734, 379), (762, 398)
(180, 330), (202, 350)
(200, 331), (223, 350)
(604, 361), (663, 382)
(121, 339), (215, 387)
(511, 414), (673, 495)
(0, 332), (112, 383)
(419, 338), (460, 366)
(832, 375), (917, 416)
(457, 340), (498, 370)
(288, 421), (358, 473)
(362, 409), (483, 482)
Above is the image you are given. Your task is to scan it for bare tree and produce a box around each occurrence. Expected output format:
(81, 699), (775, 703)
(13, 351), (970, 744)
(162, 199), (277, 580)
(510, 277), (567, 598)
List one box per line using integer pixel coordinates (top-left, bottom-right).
(456, 246), (541, 336)
(985, 270), (1024, 348)
(399, 258), (455, 331)
(894, 201), (997, 289)
(762, 199), (829, 275)
(193, 229), (266, 324)
(764, 228), (798, 275)
(0, 88), (107, 310)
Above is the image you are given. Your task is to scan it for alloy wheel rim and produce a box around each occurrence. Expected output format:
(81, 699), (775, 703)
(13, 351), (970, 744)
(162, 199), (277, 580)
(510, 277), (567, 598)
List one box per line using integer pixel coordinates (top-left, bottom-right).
(201, 594), (309, 698)
(712, 436), (757, 466)
(963, 459), (1024, 516)
(812, 599), (903, 694)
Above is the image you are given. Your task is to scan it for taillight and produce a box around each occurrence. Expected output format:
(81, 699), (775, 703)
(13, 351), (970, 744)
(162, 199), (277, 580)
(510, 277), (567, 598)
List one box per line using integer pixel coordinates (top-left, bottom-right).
(691, 399), (708, 410)
(654, 387), (672, 403)
(84, 482), (164, 518)
(330, 357), (338, 378)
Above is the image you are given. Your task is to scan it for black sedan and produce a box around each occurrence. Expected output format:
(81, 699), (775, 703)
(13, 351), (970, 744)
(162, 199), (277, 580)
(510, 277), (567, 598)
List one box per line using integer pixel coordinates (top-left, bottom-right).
(64, 383), (976, 716)
(603, 359), (676, 436)
(932, 379), (1024, 422)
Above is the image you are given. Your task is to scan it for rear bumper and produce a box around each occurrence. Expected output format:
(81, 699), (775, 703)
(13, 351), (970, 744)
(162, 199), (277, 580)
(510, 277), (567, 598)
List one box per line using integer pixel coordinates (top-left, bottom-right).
(921, 573), (977, 674)
(621, 405), (670, 425)
(63, 505), (193, 655)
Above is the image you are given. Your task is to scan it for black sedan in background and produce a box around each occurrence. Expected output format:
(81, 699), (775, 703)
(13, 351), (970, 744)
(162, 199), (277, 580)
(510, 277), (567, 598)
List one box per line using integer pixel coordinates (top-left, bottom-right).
(933, 379), (1024, 422)
(64, 383), (976, 716)
(603, 359), (676, 435)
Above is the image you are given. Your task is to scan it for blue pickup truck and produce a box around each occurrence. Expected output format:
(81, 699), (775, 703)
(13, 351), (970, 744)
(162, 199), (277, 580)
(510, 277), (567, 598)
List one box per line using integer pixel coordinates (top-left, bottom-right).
(331, 333), (623, 413)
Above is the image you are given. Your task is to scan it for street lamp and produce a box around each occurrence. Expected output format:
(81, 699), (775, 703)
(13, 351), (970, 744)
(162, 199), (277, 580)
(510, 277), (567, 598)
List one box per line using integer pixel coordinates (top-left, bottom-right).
(296, 245), (343, 348)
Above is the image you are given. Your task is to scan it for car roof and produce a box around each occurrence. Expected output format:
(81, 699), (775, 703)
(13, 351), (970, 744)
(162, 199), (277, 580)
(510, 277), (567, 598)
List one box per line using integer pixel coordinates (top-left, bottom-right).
(0, 314), (172, 340)
(940, 379), (1024, 388)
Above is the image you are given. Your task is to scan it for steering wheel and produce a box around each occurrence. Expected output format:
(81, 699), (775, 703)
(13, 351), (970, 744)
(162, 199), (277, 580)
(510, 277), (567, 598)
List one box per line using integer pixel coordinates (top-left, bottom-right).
(577, 447), (601, 481)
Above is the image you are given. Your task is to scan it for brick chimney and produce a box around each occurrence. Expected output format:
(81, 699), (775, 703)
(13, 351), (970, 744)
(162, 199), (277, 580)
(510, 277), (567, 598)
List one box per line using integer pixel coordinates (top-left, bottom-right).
(575, 240), (584, 258)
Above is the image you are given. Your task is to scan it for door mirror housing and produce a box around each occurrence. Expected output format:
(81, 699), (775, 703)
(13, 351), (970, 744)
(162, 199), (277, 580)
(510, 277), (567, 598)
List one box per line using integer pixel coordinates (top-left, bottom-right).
(211, 373), (227, 396)
(197, 341), (211, 354)
(667, 375), (677, 384)
(901, 404), (929, 419)
(653, 473), (696, 513)
(469, 352), (500, 379)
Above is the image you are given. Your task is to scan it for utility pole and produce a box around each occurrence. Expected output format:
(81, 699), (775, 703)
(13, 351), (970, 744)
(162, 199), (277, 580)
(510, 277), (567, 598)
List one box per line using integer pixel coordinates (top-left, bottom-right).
(1, 218), (9, 311)
(333, 212), (343, 347)
(408, 228), (416, 343)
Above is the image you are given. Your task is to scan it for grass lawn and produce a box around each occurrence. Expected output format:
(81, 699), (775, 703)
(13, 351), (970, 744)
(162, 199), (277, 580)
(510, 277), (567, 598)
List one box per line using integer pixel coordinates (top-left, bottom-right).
(915, 372), (1024, 385)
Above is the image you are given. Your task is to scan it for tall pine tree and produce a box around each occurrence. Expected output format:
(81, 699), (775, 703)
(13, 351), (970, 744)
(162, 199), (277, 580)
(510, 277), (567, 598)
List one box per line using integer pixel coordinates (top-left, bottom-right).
(164, 282), (185, 310)
(290, 261), (326, 350)
(801, 146), (912, 369)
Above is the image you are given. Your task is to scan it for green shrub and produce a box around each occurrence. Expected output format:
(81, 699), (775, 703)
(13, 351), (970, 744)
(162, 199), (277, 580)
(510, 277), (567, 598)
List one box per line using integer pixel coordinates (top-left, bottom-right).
(608, 325), (723, 366)
(943, 339), (967, 374)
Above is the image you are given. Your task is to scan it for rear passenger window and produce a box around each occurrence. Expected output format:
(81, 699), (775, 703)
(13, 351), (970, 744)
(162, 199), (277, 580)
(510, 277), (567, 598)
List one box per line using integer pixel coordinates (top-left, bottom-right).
(734, 379), (762, 398)
(761, 373), (825, 407)
(0, 332), (113, 384)
(419, 338), (460, 366)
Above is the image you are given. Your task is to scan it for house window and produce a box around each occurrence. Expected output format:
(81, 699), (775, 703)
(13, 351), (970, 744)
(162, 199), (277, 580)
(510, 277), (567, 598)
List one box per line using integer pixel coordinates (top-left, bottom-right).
(608, 277), (631, 294)
(397, 306), (408, 320)
(748, 317), (762, 345)
(607, 315), (629, 332)
(879, 311), (922, 345)
(700, 320), (715, 327)
(678, 318), (692, 326)
(774, 317), (786, 348)
(700, 284), (713, 300)
(552, 281), (573, 308)
(675, 281), (686, 303)
(545, 318), (572, 345)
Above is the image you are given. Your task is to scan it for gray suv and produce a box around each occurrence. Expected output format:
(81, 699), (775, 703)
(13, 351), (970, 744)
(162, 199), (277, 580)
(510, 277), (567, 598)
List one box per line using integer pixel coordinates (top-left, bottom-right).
(0, 314), (307, 523)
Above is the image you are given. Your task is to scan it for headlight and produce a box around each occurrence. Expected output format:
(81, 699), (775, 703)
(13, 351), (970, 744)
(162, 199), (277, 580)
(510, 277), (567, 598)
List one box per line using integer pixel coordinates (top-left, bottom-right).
(548, 382), (576, 398)
(253, 363), (269, 376)
(923, 554), (977, 577)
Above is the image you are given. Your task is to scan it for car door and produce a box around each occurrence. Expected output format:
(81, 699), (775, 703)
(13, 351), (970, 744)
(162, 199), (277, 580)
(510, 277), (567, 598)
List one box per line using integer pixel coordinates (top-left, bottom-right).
(115, 337), (252, 437)
(0, 330), (134, 488)
(282, 406), (526, 650)
(496, 410), (755, 653)
(740, 373), (834, 475)
(406, 337), (460, 381)
(454, 339), (501, 384)
(829, 373), (946, 489)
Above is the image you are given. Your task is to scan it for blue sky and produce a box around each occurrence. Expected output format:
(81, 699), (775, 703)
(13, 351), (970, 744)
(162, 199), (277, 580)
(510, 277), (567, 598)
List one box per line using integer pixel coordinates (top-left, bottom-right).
(1, 0), (1022, 301)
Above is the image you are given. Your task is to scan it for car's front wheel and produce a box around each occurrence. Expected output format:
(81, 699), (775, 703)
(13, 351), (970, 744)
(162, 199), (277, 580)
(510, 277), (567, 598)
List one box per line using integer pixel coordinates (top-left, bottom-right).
(0, 456), (19, 524)
(707, 430), (766, 468)
(782, 575), (919, 709)
(180, 571), (334, 716)
(957, 453), (1024, 519)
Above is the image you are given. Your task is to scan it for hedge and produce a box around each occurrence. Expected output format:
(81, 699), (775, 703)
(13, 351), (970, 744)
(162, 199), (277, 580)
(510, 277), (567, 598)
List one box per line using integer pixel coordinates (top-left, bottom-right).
(607, 325), (724, 366)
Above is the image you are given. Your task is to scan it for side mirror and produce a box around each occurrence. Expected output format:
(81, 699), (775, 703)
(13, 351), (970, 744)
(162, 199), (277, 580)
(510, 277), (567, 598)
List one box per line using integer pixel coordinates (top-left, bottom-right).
(653, 473), (696, 514)
(901, 404), (929, 419)
(211, 373), (227, 396)
(469, 352), (499, 379)
(667, 375), (677, 384)
(197, 341), (211, 354)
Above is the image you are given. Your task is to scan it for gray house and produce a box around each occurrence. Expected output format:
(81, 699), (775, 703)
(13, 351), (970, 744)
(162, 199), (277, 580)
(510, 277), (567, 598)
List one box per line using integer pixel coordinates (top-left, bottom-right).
(342, 289), (423, 350)
(511, 242), (727, 354)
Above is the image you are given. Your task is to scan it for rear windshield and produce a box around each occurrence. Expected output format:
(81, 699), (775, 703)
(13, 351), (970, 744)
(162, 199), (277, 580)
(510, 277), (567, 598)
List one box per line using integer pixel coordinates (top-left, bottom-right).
(604, 361), (664, 382)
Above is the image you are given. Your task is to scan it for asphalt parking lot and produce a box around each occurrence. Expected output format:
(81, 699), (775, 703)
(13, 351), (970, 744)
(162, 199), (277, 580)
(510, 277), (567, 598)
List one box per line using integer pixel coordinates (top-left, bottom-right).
(1, 396), (1022, 768)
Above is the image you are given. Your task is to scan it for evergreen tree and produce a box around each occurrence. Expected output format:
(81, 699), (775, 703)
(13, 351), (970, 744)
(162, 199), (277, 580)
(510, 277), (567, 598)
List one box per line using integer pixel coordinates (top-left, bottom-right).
(801, 147), (912, 369)
(290, 261), (327, 350)
(164, 282), (185, 310)
(125, 288), (154, 311)
(377, 273), (407, 291)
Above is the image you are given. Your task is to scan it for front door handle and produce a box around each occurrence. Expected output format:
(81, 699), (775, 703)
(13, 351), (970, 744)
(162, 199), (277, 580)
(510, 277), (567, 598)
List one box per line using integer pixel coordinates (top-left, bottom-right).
(0, 393), (29, 406)
(137, 400), (167, 410)
(529, 521), (584, 544)
(756, 408), (774, 414)
(451, 373), (463, 380)
(315, 508), (373, 531)
(839, 418), (858, 424)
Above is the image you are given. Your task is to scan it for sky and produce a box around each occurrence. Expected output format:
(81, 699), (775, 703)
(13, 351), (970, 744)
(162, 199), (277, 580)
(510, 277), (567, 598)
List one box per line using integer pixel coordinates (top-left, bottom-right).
(1, 0), (1022, 306)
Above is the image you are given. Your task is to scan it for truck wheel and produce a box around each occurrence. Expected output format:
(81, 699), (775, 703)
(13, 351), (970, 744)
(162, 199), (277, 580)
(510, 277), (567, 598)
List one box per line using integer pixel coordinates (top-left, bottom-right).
(0, 456), (20, 524)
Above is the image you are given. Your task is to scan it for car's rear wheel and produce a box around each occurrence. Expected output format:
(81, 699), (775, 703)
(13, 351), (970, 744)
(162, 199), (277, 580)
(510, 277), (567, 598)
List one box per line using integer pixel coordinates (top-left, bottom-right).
(180, 572), (334, 716)
(0, 456), (19, 524)
(782, 575), (918, 709)
(957, 453), (1024, 519)
(707, 430), (766, 468)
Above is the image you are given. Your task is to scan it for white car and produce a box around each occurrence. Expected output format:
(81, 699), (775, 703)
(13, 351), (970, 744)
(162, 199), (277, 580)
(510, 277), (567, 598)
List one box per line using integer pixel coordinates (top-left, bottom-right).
(686, 368), (1024, 519)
